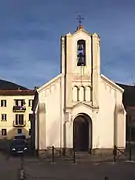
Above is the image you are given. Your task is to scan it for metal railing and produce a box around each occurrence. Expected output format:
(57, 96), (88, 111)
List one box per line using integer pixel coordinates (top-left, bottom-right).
(38, 145), (135, 163)
(37, 146), (76, 163)
(13, 105), (26, 112)
(112, 144), (134, 162)
(13, 120), (26, 127)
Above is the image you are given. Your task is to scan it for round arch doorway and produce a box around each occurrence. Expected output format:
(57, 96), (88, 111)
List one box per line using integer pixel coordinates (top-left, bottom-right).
(73, 113), (92, 152)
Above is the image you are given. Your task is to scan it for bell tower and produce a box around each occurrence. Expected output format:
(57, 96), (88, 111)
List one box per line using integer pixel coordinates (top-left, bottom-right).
(60, 23), (100, 111)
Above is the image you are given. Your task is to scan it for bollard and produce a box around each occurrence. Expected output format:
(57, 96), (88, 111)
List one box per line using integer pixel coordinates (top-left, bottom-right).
(20, 154), (24, 171)
(19, 169), (25, 180)
(113, 145), (117, 162)
(73, 148), (76, 163)
(52, 146), (55, 162)
(129, 144), (132, 161)
(18, 154), (25, 180)
(62, 148), (65, 156)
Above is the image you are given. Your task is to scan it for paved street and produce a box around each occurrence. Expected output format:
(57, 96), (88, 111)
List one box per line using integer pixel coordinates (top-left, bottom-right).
(0, 153), (20, 179)
(0, 152), (135, 180)
(23, 159), (135, 180)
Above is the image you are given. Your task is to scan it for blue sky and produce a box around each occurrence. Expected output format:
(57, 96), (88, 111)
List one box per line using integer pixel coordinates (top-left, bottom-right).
(0, 0), (135, 89)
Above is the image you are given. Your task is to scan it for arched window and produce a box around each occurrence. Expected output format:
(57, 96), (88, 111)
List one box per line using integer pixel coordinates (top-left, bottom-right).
(77, 40), (86, 66)
(85, 86), (92, 102)
(79, 86), (85, 101)
(73, 86), (79, 102)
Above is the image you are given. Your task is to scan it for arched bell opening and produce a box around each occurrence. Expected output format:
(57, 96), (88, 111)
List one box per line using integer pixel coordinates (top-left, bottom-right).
(77, 40), (86, 66)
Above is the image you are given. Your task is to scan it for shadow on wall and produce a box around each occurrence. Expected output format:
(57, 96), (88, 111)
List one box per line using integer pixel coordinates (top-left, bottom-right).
(47, 119), (60, 148)
(1, 127), (29, 140)
(0, 128), (29, 152)
(31, 113), (35, 150)
(114, 104), (125, 146)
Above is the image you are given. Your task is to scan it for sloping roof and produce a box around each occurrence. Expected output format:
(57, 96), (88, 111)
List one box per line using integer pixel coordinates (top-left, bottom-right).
(37, 74), (62, 93)
(0, 90), (35, 96)
(101, 74), (124, 92)
(0, 79), (28, 90)
(117, 83), (135, 106)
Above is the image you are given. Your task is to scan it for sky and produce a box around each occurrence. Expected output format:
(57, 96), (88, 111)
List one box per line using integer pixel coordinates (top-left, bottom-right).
(0, 0), (135, 89)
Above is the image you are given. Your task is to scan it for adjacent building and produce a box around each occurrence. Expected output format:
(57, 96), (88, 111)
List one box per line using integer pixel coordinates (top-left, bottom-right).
(0, 79), (35, 139)
(118, 83), (135, 142)
(32, 25), (126, 154)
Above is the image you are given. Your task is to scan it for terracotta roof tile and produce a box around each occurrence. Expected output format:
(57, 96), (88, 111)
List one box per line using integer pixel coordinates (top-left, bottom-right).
(0, 90), (35, 96)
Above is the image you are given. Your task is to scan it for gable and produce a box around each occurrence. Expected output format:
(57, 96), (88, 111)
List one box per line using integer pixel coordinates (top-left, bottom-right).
(72, 26), (91, 36)
(71, 26), (99, 40)
(37, 74), (62, 93)
(101, 74), (124, 93)
(72, 29), (91, 40)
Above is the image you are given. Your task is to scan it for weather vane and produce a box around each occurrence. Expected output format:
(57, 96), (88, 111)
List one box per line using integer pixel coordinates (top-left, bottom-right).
(77, 15), (84, 26)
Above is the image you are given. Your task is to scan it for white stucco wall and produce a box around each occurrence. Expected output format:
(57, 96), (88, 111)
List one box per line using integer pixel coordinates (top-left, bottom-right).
(34, 106), (38, 150)
(64, 75), (126, 150)
(115, 90), (126, 148)
(36, 73), (126, 151)
(34, 26), (126, 151)
(98, 78), (116, 148)
(98, 76), (126, 149)
(37, 75), (63, 150)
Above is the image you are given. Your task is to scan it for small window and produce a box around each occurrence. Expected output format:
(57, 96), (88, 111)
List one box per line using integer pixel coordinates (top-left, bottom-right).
(1, 114), (7, 121)
(2, 129), (7, 136)
(29, 129), (31, 136)
(28, 100), (33, 107)
(77, 40), (86, 66)
(29, 114), (33, 121)
(73, 86), (79, 102)
(85, 86), (92, 102)
(15, 114), (24, 125)
(15, 99), (25, 106)
(1, 100), (6, 107)
(17, 129), (22, 134)
(79, 86), (85, 101)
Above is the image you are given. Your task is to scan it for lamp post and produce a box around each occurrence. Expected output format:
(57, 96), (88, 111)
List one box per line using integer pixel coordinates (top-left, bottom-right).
(128, 114), (132, 161)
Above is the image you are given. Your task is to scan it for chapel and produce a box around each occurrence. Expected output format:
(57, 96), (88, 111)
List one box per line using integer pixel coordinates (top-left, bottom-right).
(32, 24), (126, 154)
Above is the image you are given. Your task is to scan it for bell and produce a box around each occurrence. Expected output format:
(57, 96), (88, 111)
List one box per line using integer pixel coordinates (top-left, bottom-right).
(78, 44), (83, 51)
(77, 56), (85, 66)
(78, 52), (84, 57)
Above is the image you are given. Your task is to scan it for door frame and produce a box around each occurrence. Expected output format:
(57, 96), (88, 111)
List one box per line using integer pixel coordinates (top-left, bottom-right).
(73, 113), (92, 151)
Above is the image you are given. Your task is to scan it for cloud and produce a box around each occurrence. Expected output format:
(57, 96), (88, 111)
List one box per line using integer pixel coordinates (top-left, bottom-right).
(0, 0), (135, 89)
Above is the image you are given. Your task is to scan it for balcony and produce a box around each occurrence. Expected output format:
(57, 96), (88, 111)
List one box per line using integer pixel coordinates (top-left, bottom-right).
(13, 120), (26, 127)
(13, 105), (26, 112)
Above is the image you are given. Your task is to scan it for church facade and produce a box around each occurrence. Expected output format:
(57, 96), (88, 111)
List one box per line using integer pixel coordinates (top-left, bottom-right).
(32, 25), (126, 153)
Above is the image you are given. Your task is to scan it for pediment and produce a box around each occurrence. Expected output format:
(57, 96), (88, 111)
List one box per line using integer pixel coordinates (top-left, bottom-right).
(67, 102), (99, 118)
(71, 27), (100, 39)
(73, 28), (91, 37)
(71, 101), (99, 110)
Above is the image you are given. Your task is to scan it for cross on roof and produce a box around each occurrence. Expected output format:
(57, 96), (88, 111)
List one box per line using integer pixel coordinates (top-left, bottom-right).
(77, 15), (84, 26)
